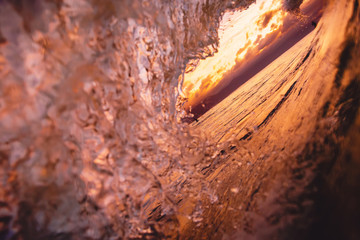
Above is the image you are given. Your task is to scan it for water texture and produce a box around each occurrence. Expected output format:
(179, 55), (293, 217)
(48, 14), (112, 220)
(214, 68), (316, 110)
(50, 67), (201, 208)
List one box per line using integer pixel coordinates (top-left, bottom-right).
(0, 0), (359, 239)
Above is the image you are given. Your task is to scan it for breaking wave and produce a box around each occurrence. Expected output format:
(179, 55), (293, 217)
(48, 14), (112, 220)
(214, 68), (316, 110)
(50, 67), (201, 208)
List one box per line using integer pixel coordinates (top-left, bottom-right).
(0, 0), (359, 239)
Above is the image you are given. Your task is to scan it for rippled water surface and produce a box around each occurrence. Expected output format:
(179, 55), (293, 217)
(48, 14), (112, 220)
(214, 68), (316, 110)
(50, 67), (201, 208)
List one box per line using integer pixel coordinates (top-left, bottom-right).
(0, 0), (359, 239)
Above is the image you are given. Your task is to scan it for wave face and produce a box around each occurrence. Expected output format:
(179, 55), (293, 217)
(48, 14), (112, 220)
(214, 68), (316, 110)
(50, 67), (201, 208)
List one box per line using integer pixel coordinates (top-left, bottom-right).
(0, 0), (359, 239)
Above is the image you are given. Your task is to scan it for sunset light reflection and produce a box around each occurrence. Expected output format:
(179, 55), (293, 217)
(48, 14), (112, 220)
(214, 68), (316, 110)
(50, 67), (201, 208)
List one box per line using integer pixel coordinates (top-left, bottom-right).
(182, 0), (286, 106)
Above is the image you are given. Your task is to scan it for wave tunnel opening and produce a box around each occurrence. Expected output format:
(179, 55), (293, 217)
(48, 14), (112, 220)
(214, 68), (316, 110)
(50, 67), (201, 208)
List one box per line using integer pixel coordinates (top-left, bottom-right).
(0, 0), (360, 239)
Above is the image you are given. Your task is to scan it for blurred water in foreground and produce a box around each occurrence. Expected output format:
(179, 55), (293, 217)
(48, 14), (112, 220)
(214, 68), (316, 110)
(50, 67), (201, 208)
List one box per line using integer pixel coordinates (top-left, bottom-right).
(0, 0), (359, 239)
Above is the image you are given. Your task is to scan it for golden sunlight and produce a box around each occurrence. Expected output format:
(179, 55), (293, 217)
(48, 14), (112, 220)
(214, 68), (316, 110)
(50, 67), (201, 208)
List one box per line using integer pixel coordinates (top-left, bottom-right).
(182, 0), (286, 106)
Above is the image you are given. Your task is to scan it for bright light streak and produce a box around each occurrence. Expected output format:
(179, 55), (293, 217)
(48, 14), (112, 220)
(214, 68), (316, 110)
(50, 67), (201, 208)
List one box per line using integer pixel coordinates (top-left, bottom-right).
(182, 0), (287, 105)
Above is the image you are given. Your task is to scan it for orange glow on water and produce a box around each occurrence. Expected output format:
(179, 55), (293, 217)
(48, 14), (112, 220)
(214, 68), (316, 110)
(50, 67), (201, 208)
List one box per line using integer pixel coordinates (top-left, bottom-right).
(182, 0), (287, 106)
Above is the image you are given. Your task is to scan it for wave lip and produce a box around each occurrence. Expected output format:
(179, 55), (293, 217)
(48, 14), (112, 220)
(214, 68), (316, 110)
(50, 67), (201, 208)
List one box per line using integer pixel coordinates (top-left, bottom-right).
(0, 0), (359, 239)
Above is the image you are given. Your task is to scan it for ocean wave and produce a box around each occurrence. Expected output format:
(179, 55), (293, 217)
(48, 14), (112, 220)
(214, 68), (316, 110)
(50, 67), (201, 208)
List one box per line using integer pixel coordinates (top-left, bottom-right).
(0, 0), (359, 239)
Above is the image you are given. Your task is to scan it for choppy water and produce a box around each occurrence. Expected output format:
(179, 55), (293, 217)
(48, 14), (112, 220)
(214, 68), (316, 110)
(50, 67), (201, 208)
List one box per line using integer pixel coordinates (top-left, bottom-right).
(0, 0), (359, 239)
